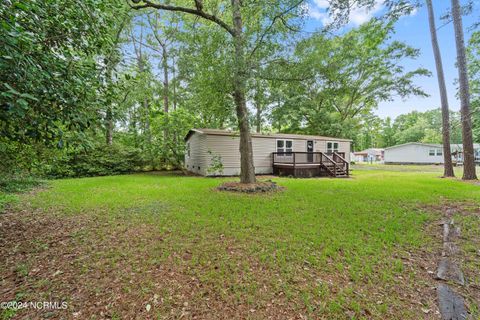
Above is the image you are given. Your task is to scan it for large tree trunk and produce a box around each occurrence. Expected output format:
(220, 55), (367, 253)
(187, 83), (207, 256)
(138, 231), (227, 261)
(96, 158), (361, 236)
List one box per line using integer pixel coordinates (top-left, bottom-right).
(426, 0), (454, 177)
(451, 0), (478, 180)
(232, 0), (256, 183)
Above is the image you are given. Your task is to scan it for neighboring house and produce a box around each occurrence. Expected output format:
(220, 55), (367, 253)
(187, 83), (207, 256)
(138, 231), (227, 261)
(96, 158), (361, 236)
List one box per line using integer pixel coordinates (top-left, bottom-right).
(184, 128), (352, 177)
(353, 148), (384, 163)
(384, 142), (480, 164)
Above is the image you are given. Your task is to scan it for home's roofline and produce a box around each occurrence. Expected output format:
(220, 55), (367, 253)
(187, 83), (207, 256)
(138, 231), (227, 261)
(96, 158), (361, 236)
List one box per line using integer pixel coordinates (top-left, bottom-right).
(354, 148), (384, 154)
(384, 142), (442, 150)
(184, 128), (353, 142)
(385, 142), (480, 151)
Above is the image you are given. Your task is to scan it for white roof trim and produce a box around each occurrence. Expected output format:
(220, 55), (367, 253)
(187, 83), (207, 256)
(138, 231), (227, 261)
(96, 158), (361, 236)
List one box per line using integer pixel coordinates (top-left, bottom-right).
(384, 142), (442, 150)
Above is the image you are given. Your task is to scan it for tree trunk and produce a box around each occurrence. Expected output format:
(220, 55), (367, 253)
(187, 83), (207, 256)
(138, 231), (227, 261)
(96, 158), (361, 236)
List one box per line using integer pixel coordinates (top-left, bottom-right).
(172, 55), (177, 111)
(172, 55), (178, 148)
(451, 0), (477, 180)
(426, 0), (454, 177)
(105, 106), (113, 145)
(255, 80), (262, 133)
(144, 98), (151, 142)
(161, 45), (170, 168)
(162, 46), (169, 114)
(131, 105), (138, 148)
(256, 102), (261, 133)
(104, 61), (114, 146)
(232, 0), (256, 183)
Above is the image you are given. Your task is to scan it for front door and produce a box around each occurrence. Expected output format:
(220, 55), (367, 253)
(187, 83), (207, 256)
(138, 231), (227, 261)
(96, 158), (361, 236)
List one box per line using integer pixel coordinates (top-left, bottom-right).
(307, 140), (314, 162)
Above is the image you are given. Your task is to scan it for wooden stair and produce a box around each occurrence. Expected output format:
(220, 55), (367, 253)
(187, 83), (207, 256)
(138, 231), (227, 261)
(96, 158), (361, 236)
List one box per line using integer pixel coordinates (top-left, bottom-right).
(321, 152), (349, 178)
(321, 163), (348, 177)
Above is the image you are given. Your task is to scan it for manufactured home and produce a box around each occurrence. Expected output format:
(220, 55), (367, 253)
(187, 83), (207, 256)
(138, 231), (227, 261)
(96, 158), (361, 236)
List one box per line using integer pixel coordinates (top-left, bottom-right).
(353, 148), (384, 163)
(184, 129), (351, 177)
(384, 142), (480, 164)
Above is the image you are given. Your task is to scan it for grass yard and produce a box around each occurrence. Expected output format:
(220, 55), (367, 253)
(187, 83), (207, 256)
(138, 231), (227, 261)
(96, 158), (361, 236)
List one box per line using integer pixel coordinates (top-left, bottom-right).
(1, 165), (479, 319)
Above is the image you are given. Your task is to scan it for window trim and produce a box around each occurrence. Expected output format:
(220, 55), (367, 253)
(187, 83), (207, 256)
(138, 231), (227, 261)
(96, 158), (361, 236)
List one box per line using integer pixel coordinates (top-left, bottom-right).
(276, 139), (293, 154)
(326, 141), (339, 153)
(429, 149), (435, 156)
(436, 148), (443, 156)
(186, 142), (191, 158)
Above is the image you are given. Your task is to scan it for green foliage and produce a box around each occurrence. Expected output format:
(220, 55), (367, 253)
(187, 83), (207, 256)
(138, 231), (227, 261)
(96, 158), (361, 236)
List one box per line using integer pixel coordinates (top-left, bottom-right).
(467, 31), (480, 142)
(47, 143), (146, 178)
(0, 0), (126, 145)
(0, 172), (42, 212)
(391, 109), (462, 146)
(0, 308), (16, 320)
(1, 0), (467, 180)
(176, 24), (236, 128)
(0, 176), (42, 193)
(206, 150), (224, 176)
(350, 108), (462, 151)
(271, 20), (429, 139)
(149, 109), (198, 169)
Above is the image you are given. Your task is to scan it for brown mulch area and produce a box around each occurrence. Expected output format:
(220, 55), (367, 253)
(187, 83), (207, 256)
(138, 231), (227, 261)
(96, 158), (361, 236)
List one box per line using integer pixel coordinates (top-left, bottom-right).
(217, 181), (282, 193)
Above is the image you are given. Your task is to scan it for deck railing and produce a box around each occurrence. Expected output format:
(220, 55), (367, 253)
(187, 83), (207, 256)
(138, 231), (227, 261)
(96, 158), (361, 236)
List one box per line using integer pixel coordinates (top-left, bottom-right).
(272, 151), (349, 177)
(272, 152), (346, 165)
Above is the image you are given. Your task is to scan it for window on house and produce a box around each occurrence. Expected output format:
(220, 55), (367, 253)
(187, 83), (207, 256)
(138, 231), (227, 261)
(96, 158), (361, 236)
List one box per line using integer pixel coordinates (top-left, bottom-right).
(186, 142), (190, 157)
(429, 149), (435, 156)
(277, 139), (293, 154)
(436, 149), (443, 156)
(327, 142), (339, 153)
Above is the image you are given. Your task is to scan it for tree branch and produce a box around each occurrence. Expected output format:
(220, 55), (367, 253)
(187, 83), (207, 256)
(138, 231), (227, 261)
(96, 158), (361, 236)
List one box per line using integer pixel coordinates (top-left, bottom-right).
(130, 0), (235, 36)
(249, 0), (303, 58)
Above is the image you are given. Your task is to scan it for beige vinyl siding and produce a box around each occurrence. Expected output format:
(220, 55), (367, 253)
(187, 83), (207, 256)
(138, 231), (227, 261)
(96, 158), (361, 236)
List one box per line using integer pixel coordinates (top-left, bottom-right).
(185, 131), (352, 176)
(313, 139), (350, 162)
(292, 139), (306, 152)
(337, 141), (351, 162)
(185, 133), (208, 175)
(314, 140), (326, 152)
(205, 135), (278, 175)
(204, 136), (310, 175)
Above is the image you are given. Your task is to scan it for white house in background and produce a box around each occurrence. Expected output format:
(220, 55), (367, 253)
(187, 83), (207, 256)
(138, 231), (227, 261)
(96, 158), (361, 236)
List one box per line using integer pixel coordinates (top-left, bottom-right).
(184, 128), (352, 177)
(353, 148), (384, 163)
(384, 142), (480, 164)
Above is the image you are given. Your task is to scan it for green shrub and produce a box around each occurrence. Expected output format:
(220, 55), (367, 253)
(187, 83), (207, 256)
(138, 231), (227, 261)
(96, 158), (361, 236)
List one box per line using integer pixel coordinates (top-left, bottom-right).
(0, 175), (43, 212)
(0, 175), (42, 193)
(46, 143), (147, 178)
(206, 150), (224, 176)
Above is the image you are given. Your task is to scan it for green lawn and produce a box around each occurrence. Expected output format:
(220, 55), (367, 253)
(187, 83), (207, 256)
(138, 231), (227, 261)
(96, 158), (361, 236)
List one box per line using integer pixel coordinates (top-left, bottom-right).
(1, 166), (479, 319)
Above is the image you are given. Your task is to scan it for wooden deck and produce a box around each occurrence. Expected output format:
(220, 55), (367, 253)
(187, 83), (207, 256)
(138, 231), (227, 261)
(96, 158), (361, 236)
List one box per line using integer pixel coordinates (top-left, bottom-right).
(272, 152), (349, 178)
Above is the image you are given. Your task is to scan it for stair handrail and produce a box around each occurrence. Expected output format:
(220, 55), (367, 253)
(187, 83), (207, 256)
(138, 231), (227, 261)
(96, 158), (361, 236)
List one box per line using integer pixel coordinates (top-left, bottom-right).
(333, 152), (349, 176)
(320, 152), (337, 177)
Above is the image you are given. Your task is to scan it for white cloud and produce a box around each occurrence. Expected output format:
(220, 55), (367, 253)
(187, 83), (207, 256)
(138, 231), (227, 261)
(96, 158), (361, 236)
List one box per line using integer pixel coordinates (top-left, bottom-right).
(349, 1), (383, 25)
(313, 0), (329, 9)
(308, 0), (384, 26)
(307, 2), (333, 25)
